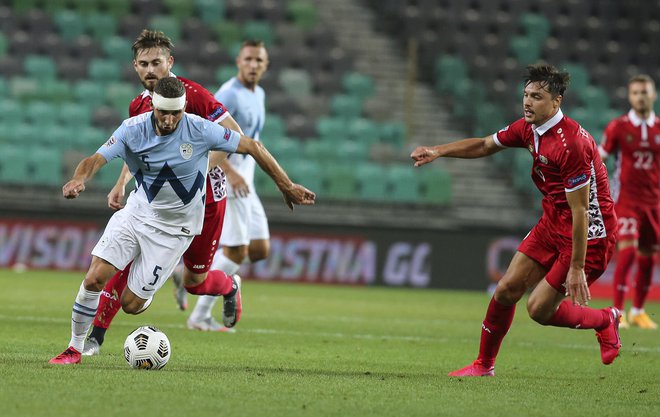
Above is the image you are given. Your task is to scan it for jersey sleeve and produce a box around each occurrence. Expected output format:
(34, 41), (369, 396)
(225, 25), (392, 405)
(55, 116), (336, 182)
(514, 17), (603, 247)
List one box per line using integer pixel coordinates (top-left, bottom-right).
(599, 119), (620, 158)
(184, 79), (229, 123)
(214, 87), (238, 115)
(492, 118), (527, 148)
(202, 120), (241, 153)
(96, 123), (128, 162)
(559, 126), (593, 192)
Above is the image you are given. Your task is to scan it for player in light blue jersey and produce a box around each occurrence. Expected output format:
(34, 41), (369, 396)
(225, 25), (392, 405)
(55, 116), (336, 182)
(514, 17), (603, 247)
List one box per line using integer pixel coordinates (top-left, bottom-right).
(50, 77), (315, 365)
(186, 40), (272, 330)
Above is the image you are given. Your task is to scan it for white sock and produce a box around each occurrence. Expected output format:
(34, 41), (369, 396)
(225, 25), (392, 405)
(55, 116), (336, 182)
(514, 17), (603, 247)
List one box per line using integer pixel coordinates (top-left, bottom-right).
(69, 281), (101, 351)
(190, 252), (241, 322)
(630, 307), (644, 316)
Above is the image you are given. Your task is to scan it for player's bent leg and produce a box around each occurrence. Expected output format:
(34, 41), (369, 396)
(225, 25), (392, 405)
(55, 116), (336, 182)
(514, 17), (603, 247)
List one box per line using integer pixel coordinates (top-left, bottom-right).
(121, 288), (152, 315)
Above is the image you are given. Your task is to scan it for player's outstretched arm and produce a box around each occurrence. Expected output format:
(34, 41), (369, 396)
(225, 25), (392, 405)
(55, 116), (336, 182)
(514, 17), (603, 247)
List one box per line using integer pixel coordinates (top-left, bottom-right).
(107, 163), (133, 210)
(411, 135), (501, 167)
(235, 136), (316, 210)
(63, 153), (107, 199)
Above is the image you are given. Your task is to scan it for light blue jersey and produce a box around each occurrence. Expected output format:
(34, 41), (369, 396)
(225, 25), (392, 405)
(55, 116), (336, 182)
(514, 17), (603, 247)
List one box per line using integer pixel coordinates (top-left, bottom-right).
(97, 112), (241, 236)
(215, 77), (266, 189)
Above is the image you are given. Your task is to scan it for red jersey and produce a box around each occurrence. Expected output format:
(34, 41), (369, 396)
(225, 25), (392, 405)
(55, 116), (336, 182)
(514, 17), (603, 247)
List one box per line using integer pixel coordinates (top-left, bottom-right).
(129, 75), (230, 203)
(494, 110), (616, 240)
(599, 109), (660, 206)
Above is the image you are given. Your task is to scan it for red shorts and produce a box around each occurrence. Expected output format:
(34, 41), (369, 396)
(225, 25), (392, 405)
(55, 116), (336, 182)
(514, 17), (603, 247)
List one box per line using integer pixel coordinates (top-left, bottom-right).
(615, 202), (660, 248)
(182, 198), (226, 273)
(518, 220), (617, 293)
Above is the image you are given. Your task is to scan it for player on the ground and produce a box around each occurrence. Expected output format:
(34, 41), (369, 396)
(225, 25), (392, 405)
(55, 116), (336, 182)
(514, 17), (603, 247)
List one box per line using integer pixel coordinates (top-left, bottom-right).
(49, 77), (316, 365)
(411, 64), (621, 376)
(184, 40), (272, 330)
(599, 74), (660, 330)
(82, 29), (245, 355)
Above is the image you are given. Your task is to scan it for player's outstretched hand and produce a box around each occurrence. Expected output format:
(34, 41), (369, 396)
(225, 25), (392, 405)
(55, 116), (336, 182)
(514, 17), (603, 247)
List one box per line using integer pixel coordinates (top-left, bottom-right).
(63, 180), (85, 199)
(282, 183), (316, 210)
(410, 146), (439, 167)
(107, 183), (126, 211)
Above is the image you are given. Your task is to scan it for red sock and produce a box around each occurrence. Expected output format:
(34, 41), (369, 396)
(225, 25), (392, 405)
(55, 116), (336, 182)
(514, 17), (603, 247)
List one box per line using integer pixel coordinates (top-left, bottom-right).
(612, 246), (636, 310)
(547, 300), (610, 330)
(633, 255), (653, 309)
(92, 266), (130, 329)
(185, 270), (234, 296)
(477, 297), (516, 368)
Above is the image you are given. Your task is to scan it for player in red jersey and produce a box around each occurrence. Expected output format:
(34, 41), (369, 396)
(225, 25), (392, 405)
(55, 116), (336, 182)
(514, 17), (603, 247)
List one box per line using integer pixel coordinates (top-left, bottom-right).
(599, 74), (659, 330)
(83, 30), (246, 355)
(411, 64), (621, 376)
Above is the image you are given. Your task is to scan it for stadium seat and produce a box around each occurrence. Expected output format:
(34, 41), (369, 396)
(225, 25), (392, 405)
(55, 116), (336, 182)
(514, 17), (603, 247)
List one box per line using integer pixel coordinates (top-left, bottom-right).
(243, 21), (275, 46)
(288, 0), (318, 30)
(262, 114), (287, 138)
(25, 101), (57, 125)
(286, 159), (324, 197)
(419, 167), (452, 205)
(253, 165), (285, 198)
(195, 0), (226, 25)
(279, 68), (312, 98)
(102, 36), (133, 63)
(387, 164), (420, 202)
(324, 164), (358, 200)
(215, 65), (236, 85)
(43, 79), (72, 102)
(520, 14), (550, 43)
(9, 77), (39, 101)
(347, 118), (379, 144)
(266, 136), (298, 160)
(88, 58), (122, 84)
(53, 10), (86, 41)
(336, 140), (369, 164)
(58, 102), (93, 127)
(212, 21), (242, 49)
(509, 36), (541, 64)
(149, 15), (181, 41)
(434, 55), (468, 94)
(342, 72), (375, 99)
(0, 33), (7, 58)
(579, 86), (610, 112)
(356, 162), (388, 202)
(74, 80), (107, 108)
(0, 145), (30, 185)
(27, 148), (63, 186)
(102, 0), (131, 18)
(378, 121), (406, 149)
(316, 117), (345, 139)
(87, 13), (118, 40)
(106, 82), (139, 118)
(23, 55), (57, 80)
(0, 98), (24, 126)
(93, 158), (124, 188)
(303, 137), (336, 161)
(330, 94), (363, 120)
(164, 0), (195, 20)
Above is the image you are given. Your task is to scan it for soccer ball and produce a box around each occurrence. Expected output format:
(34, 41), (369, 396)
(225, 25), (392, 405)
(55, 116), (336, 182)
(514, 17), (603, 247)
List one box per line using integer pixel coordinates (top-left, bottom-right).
(123, 326), (171, 370)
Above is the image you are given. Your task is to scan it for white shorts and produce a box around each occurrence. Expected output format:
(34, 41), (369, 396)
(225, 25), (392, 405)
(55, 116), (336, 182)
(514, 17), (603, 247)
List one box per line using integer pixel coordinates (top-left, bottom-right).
(91, 209), (194, 299)
(219, 191), (270, 247)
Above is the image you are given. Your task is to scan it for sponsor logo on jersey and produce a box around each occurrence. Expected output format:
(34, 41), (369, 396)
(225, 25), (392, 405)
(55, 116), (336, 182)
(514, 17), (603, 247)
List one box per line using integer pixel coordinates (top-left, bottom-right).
(223, 128), (231, 140)
(104, 136), (116, 147)
(192, 264), (206, 270)
(180, 143), (193, 160)
(568, 173), (587, 186)
(208, 107), (225, 120)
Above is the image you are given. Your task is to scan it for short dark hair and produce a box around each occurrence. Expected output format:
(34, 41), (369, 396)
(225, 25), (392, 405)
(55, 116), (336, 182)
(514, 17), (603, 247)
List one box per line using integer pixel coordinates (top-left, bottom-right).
(132, 29), (174, 58)
(241, 39), (266, 49)
(524, 64), (570, 97)
(154, 77), (185, 98)
(629, 74), (655, 88)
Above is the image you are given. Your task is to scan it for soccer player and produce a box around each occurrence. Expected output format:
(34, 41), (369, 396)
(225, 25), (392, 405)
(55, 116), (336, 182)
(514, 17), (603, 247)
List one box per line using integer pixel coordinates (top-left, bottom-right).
(49, 77), (316, 365)
(185, 40), (271, 330)
(411, 64), (621, 376)
(599, 74), (660, 330)
(82, 30), (246, 355)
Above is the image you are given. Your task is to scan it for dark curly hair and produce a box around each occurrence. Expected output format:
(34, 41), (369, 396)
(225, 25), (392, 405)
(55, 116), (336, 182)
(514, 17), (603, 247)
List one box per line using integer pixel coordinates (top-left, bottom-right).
(524, 64), (570, 97)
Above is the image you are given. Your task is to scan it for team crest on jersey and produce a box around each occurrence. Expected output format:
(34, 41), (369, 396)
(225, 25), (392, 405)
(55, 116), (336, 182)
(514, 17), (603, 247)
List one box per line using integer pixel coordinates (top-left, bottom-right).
(180, 143), (193, 160)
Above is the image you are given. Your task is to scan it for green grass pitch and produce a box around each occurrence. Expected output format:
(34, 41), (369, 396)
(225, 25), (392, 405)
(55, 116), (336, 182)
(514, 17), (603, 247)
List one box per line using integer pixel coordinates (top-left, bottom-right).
(0, 269), (657, 417)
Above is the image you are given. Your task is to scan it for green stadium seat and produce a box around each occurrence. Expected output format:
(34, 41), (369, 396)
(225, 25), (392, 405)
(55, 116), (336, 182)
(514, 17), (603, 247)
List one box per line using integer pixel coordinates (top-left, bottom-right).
(520, 14), (550, 43)
(324, 164), (358, 200)
(93, 158), (124, 188)
(579, 86), (610, 111)
(212, 21), (242, 49)
(509, 36), (541, 64)
(562, 63), (590, 93)
(25, 101), (57, 125)
(24, 55), (57, 80)
(262, 114), (287, 138)
(336, 140), (369, 164)
(0, 146), (30, 185)
(266, 136), (298, 160)
(106, 82), (138, 118)
(27, 148), (63, 186)
(419, 167), (452, 205)
(88, 58), (122, 84)
(316, 117), (344, 138)
(74, 80), (107, 107)
(356, 162), (388, 202)
(71, 0), (101, 15)
(164, 0), (195, 20)
(342, 72), (375, 99)
(286, 159), (324, 197)
(387, 164), (420, 202)
(288, 0), (318, 30)
(44, 0), (68, 15)
(347, 118), (379, 144)
(102, 36), (132, 64)
(54, 10), (86, 41)
(215, 65), (236, 85)
(303, 138), (336, 161)
(474, 102), (506, 137)
(0, 33), (7, 57)
(330, 94), (362, 119)
(88, 14), (118, 41)
(0, 98), (23, 126)
(170, 64), (188, 78)
(243, 21), (275, 45)
(12, 0), (39, 14)
(58, 102), (93, 127)
(435, 55), (468, 94)
(101, 0), (131, 18)
(279, 68), (312, 98)
(149, 15), (181, 41)
(253, 166), (285, 198)
(9, 77), (39, 101)
(379, 122), (406, 148)
(195, 0), (225, 26)
(43, 79), (73, 102)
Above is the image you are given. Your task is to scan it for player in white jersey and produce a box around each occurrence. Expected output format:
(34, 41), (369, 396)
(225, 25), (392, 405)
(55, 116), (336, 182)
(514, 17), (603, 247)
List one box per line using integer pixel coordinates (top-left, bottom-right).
(49, 77), (316, 365)
(186, 40), (272, 329)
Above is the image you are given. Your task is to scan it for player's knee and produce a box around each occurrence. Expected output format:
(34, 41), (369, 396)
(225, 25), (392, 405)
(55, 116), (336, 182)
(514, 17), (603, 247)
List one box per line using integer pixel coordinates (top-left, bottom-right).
(248, 248), (269, 262)
(83, 271), (106, 291)
(121, 297), (151, 315)
(526, 298), (552, 324)
(493, 279), (525, 305)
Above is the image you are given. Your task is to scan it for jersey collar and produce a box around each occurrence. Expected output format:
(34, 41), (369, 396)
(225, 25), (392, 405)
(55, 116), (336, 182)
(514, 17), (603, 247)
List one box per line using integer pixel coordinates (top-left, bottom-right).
(628, 109), (656, 127)
(532, 109), (564, 137)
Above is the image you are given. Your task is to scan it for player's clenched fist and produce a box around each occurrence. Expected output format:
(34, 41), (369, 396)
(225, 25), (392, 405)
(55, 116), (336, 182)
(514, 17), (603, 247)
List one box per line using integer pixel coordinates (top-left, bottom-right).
(63, 180), (85, 199)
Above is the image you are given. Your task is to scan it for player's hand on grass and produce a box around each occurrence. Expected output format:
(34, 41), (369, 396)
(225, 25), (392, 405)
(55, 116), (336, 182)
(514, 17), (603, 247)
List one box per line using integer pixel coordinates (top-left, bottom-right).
(63, 180), (85, 199)
(565, 266), (590, 306)
(411, 146), (439, 167)
(107, 183), (126, 210)
(281, 184), (316, 210)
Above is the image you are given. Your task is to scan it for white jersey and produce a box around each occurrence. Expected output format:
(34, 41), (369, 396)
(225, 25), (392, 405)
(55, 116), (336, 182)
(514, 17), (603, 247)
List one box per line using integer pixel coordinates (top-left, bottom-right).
(97, 112), (241, 236)
(214, 77), (266, 190)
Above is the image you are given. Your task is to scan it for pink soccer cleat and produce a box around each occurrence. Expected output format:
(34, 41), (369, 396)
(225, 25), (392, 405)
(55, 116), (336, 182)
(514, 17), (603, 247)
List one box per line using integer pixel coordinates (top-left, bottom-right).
(596, 307), (622, 365)
(49, 347), (82, 365)
(448, 360), (495, 377)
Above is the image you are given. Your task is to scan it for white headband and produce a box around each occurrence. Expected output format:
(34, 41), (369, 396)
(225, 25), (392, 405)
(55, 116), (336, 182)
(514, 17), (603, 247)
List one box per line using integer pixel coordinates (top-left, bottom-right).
(152, 92), (186, 110)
